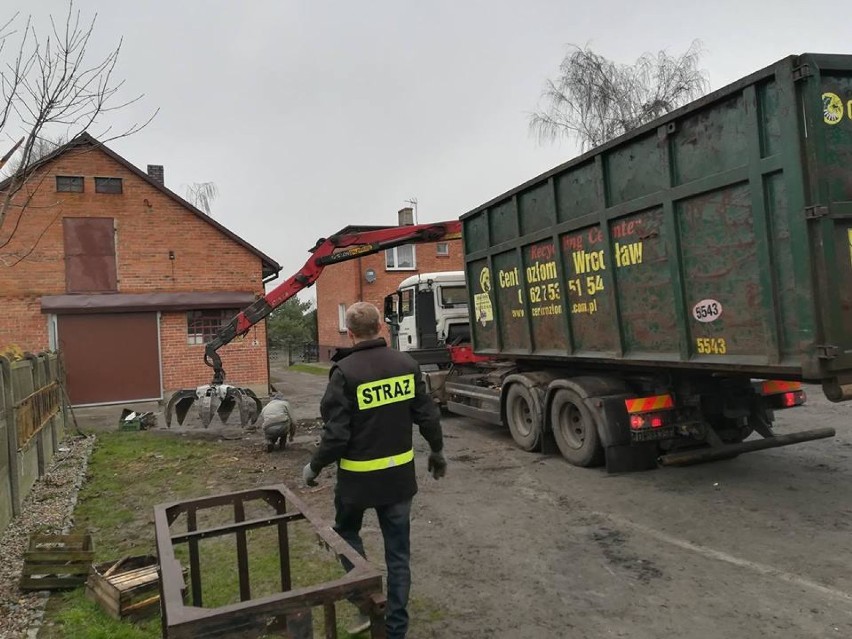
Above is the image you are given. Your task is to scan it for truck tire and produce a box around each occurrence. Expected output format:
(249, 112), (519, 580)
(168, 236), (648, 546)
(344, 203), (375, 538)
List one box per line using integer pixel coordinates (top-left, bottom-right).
(505, 383), (542, 451)
(550, 388), (604, 467)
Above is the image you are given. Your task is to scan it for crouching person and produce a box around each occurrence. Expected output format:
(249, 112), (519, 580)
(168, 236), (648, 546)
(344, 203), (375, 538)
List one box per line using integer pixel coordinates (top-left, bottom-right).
(260, 392), (295, 452)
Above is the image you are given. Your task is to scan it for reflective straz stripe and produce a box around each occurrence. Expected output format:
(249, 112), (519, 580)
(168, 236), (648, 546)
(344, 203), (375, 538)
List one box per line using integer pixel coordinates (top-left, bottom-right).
(340, 449), (415, 472)
(356, 374), (415, 410)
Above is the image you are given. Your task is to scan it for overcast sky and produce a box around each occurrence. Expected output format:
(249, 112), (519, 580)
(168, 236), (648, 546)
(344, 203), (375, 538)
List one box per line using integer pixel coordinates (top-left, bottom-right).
(7, 1), (851, 300)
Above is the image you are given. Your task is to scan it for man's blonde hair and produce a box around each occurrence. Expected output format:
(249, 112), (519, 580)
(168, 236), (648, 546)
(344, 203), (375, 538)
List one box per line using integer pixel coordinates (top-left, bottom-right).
(345, 302), (381, 339)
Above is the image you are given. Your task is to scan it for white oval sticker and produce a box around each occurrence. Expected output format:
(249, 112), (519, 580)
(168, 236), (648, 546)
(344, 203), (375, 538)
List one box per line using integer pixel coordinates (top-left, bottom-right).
(692, 299), (723, 323)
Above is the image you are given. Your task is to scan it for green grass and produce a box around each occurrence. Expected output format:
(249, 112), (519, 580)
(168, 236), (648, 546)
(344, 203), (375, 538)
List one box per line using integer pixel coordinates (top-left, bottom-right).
(289, 363), (329, 376)
(37, 432), (387, 638)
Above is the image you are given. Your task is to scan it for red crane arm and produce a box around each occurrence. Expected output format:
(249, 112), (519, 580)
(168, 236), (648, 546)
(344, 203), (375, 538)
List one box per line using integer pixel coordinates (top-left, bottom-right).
(204, 220), (462, 383)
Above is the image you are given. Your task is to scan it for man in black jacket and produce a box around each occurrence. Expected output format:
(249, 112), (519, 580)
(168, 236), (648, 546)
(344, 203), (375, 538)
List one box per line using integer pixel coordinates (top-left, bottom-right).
(303, 301), (446, 639)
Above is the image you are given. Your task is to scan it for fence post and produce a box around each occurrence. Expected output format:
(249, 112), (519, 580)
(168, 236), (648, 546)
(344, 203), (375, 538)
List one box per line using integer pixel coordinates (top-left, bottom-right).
(55, 353), (68, 442)
(0, 359), (12, 529)
(22, 355), (46, 477)
(11, 358), (41, 502)
(0, 356), (20, 519)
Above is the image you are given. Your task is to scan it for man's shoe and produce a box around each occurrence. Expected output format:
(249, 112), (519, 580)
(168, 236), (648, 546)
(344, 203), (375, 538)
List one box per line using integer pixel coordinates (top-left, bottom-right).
(347, 612), (371, 635)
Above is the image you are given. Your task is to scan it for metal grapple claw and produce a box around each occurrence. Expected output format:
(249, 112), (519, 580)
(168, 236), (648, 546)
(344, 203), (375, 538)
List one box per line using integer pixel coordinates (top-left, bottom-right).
(165, 389), (200, 427)
(216, 392), (238, 424)
(165, 384), (262, 428)
(199, 387), (217, 428)
(244, 389), (262, 424)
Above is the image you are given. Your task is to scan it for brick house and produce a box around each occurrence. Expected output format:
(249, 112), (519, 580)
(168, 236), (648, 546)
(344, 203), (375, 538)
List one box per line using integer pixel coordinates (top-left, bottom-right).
(0, 134), (280, 405)
(314, 207), (463, 359)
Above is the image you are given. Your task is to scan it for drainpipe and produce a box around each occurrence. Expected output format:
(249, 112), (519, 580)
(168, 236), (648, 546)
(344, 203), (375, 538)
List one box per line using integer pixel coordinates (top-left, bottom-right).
(358, 256), (364, 301)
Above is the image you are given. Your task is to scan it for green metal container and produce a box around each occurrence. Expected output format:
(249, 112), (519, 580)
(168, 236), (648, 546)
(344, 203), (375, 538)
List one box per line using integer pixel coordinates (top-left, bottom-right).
(462, 54), (852, 396)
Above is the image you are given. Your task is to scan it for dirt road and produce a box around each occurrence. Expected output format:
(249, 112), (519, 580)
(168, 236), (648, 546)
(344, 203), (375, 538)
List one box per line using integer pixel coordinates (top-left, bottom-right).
(272, 366), (852, 639)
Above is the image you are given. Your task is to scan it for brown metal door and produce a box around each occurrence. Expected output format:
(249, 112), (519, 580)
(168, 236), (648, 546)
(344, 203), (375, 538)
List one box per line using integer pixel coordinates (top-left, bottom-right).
(58, 313), (161, 405)
(63, 217), (117, 293)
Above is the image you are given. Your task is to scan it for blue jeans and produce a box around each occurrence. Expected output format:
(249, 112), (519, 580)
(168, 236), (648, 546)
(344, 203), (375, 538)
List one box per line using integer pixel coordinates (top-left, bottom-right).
(334, 494), (413, 639)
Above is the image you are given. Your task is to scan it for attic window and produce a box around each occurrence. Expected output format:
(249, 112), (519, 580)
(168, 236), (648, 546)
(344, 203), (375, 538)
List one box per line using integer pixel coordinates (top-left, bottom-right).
(56, 176), (84, 192)
(95, 177), (123, 194)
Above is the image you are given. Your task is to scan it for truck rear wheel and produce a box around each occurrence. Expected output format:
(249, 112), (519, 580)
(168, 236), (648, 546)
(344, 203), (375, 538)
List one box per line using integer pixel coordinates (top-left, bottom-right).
(505, 383), (542, 451)
(550, 388), (604, 467)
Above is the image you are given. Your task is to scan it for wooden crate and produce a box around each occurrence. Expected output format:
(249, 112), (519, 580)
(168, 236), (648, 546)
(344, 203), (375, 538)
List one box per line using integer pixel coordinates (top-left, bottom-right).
(86, 555), (164, 620)
(20, 533), (94, 591)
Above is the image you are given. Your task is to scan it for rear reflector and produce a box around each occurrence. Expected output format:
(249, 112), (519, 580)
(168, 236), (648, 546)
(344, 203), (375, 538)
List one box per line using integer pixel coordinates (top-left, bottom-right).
(625, 394), (675, 414)
(761, 380), (803, 395)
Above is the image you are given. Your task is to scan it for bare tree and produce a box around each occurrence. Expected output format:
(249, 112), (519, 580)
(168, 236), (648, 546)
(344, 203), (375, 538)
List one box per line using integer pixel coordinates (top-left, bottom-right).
(3, 134), (66, 174)
(185, 181), (218, 215)
(530, 41), (709, 151)
(0, 2), (155, 233)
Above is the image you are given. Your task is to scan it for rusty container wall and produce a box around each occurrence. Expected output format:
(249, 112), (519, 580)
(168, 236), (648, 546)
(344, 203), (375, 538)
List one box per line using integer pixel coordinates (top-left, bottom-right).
(464, 53), (852, 383)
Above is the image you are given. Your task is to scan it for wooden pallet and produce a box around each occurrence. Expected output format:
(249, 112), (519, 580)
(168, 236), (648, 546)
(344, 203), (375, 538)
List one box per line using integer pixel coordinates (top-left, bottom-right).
(20, 533), (94, 591)
(86, 555), (164, 620)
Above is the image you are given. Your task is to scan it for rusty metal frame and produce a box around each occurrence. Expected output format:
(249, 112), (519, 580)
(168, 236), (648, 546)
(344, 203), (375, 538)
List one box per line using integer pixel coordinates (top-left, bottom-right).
(154, 484), (387, 638)
(15, 381), (61, 449)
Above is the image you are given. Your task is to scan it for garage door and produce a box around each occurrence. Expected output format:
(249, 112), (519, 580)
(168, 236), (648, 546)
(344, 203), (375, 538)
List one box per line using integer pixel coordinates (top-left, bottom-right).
(58, 313), (161, 405)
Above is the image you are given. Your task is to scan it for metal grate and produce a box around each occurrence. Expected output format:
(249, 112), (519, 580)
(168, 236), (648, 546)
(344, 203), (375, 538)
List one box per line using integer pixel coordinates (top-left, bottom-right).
(155, 485), (387, 638)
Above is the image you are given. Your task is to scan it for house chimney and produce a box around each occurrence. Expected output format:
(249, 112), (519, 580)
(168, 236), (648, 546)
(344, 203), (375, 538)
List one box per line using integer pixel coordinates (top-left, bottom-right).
(398, 207), (414, 226)
(147, 164), (164, 184)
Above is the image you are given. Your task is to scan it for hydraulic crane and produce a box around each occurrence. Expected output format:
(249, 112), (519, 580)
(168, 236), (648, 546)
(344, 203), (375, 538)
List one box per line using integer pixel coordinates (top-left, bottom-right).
(165, 220), (462, 427)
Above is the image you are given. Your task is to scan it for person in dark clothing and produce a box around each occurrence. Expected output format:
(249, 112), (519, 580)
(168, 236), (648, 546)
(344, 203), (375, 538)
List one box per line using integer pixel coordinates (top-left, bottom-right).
(303, 302), (446, 639)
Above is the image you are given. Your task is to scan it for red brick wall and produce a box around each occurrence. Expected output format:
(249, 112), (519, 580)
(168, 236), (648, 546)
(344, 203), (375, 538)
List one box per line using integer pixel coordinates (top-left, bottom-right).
(315, 238), (464, 356)
(0, 297), (47, 352)
(159, 312), (267, 394)
(0, 144), (269, 395)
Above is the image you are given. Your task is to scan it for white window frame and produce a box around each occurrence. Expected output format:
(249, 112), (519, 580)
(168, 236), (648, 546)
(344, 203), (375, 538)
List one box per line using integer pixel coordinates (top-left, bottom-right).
(436, 242), (449, 256)
(385, 245), (417, 271)
(338, 303), (347, 332)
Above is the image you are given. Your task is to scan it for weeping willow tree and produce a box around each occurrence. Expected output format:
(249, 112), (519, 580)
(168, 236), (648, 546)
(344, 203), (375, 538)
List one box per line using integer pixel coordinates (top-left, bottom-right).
(185, 181), (218, 215)
(530, 42), (709, 151)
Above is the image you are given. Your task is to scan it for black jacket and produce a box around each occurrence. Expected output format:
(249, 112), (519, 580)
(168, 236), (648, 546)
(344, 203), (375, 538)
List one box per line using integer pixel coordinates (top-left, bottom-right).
(310, 338), (443, 507)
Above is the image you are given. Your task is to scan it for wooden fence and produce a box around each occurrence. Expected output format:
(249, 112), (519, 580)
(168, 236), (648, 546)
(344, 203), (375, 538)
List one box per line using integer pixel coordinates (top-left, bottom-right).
(0, 352), (66, 531)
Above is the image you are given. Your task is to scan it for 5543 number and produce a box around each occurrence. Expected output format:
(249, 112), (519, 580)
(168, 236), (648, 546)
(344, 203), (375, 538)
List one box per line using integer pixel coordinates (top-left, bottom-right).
(696, 337), (727, 355)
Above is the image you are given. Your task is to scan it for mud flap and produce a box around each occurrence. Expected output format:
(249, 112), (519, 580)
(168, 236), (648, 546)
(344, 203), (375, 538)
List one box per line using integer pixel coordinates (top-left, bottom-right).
(605, 443), (658, 473)
(585, 394), (657, 473)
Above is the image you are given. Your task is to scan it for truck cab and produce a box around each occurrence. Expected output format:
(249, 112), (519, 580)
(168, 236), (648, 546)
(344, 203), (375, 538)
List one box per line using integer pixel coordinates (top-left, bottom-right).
(383, 271), (469, 354)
